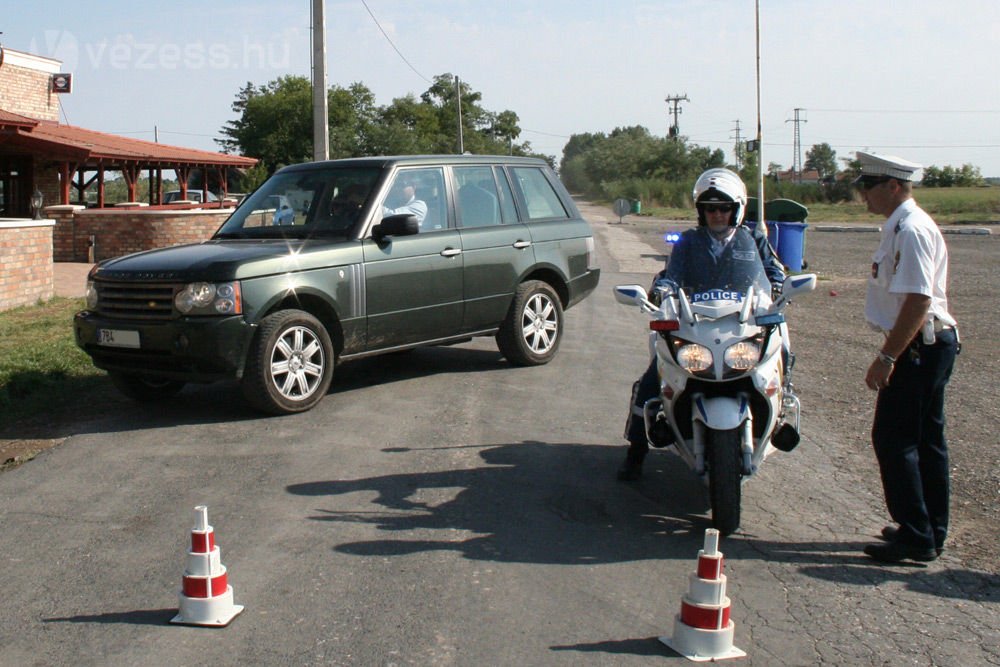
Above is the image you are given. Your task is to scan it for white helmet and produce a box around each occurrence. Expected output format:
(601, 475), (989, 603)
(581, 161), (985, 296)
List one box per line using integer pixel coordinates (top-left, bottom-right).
(693, 168), (747, 227)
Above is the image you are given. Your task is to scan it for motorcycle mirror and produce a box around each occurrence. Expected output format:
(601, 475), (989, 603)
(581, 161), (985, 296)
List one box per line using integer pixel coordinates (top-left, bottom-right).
(781, 273), (817, 300)
(755, 312), (785, 326)
(613, 284), (648, 305)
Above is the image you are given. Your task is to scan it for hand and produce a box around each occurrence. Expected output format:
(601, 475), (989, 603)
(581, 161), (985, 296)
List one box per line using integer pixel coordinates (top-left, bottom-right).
(865, 358), (893, 391)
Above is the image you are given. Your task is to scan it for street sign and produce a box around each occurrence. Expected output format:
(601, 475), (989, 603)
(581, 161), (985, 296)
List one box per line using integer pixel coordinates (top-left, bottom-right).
(613, 197), (631, 221)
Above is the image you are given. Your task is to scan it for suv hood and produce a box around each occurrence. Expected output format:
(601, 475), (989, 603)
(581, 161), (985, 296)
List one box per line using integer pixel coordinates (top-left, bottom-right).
(93, 239), (347, 282)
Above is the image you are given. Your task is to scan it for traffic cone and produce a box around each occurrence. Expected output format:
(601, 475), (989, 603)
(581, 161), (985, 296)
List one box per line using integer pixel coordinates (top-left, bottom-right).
(170, 505), (244, 627)
(660, 528), (746, 661)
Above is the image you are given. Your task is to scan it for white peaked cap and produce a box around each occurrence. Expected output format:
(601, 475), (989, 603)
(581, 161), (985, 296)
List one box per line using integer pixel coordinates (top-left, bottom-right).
(855, 151), (923, 181)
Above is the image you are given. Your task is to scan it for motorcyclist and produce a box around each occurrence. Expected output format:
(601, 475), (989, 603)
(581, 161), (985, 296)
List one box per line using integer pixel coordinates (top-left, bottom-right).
(617, 168), (787, 481)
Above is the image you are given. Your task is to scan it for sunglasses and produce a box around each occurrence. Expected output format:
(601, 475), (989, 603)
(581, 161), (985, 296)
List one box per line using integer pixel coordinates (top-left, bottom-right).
(701, 204), (734, 213)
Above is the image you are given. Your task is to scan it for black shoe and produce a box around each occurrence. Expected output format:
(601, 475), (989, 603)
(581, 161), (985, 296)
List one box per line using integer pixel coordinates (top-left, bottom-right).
(616, 458), (643, 482)
(880, 525), (899, 541)
(880, 525), (944, 556)
(864, 542), (938, 563)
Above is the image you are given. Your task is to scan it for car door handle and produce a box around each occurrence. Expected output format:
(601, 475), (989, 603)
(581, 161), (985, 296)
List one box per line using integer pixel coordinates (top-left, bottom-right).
(512, 240), (532, 249)
(440, 247), (462, 257)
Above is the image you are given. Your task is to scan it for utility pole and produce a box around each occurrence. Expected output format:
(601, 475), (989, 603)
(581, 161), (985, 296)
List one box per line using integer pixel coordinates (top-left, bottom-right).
(455, 76), (464, 154)
(665, 93), (689, 140)
(311, 0), (330, 162)
(731, 120), (743, 170)
(786, 107), (807, 183)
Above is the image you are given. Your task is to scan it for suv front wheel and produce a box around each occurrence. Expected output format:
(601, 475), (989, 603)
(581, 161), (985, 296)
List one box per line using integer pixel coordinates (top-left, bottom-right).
(496, 280), (564, 366)
(242, 310), (335, 414)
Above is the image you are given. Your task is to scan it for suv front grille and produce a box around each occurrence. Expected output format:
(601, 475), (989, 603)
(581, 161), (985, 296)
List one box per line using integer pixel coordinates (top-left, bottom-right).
(96, 282), (178, 321)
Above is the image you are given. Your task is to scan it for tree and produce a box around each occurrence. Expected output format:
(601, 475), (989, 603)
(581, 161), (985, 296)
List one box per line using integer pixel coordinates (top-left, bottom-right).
(805, 143), (838, 179)
(217, 75), (314, 173)
(921, 163), (982, 187)
(219, 74), (532, 171)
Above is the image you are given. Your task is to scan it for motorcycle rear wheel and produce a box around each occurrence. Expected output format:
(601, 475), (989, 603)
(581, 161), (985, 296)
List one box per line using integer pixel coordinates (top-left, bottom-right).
(707, 427), (742, 535)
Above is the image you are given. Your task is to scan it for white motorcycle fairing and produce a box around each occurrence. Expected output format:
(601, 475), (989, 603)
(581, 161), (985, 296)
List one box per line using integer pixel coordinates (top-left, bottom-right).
(614, 268), (817, 535)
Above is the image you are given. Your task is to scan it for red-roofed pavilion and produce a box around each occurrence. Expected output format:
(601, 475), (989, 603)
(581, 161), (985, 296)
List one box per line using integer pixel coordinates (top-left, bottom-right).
(0, 47), (256, 216)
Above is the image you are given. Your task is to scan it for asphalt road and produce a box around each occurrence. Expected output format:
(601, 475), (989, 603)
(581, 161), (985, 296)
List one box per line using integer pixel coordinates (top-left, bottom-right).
(1, 209), (997, 666)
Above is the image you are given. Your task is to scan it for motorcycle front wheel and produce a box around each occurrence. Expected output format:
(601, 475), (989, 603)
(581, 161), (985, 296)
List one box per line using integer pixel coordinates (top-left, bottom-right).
(707, 427), (742, 535)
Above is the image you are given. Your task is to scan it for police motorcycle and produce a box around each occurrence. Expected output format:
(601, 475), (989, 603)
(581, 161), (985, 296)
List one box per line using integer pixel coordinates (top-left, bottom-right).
(614, 256), (816, 535)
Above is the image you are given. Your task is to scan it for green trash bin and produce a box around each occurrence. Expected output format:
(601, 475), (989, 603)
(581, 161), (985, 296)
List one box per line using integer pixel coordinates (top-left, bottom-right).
(631, 199), (642, 214)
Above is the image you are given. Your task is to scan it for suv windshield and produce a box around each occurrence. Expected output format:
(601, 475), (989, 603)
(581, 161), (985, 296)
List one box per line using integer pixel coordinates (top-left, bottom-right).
(215, 167), (381, 239)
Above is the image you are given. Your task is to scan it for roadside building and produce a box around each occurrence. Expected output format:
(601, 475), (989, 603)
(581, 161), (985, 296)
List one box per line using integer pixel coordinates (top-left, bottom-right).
(0, 46), (257, 308)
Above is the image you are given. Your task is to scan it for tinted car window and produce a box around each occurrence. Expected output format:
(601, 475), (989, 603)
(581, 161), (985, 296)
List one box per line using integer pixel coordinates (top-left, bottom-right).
(454, 166), (501, 228)
(494, 167), (519, 223)
(509, 167), (568, 220)
(380, 167), (447, 232)
(216, 167), (381, 238)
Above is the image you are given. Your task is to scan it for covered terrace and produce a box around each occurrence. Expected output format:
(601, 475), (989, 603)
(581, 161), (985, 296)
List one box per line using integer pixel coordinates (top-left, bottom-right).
(0, 110), (257, 210)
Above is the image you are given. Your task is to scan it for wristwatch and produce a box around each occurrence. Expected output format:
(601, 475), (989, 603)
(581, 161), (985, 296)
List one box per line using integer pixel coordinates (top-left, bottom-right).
(876, 350), (896, 367)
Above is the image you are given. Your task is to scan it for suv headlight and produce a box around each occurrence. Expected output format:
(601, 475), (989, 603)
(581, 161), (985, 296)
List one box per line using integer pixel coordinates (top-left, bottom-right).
(85, 280), (99, 309)
(175, 281), (242, 315)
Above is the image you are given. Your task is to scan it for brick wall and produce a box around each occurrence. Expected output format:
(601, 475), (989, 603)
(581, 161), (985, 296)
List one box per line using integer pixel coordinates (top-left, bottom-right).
(0, 52), (61, 121)
(0, 220), (55, 311)
(47, 207), (233, 262)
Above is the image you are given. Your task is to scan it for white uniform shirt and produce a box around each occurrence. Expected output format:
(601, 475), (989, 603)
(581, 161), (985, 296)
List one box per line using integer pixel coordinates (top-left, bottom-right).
(865, 198), (954, 332)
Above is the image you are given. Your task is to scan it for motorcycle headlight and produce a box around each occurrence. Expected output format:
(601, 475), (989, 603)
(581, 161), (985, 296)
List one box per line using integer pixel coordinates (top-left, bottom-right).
(724, 340), (761, 371)
(676, 343), (713, 372)
(175, 281), (242, 315)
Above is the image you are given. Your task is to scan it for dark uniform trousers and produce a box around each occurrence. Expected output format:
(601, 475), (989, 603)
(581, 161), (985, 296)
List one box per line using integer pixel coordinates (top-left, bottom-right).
(624, 360), (661, 463)
(872, 327), (958, 550)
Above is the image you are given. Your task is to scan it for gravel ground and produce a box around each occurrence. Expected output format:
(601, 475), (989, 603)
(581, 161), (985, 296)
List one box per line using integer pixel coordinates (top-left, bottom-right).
(602, 204), (999, 575)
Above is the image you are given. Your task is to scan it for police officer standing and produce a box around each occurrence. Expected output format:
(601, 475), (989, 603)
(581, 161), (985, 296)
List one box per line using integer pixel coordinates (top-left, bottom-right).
(855, 152), (959, 563)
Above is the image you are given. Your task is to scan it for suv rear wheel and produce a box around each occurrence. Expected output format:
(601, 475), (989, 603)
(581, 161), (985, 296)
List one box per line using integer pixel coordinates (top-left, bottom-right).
(242, 310), (334, 414)
(496, 280), (563, 366)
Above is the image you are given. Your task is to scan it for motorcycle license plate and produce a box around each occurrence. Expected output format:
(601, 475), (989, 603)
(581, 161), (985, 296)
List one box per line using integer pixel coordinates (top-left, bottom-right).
(97, 328), (140, 348)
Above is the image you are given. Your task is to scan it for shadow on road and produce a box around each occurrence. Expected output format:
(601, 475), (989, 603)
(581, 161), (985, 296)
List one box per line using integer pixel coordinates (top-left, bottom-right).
(330, 344), (509, 394)
(42, 608), (176, 626)
(287, 439), (998, 603)
(288, 440), (713, 565)
(550, 636), (677, 658)
(1, 344), (510, 442)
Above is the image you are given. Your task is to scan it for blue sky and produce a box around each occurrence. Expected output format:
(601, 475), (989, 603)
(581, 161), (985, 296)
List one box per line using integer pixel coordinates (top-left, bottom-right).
(6, 0), (1000, 175)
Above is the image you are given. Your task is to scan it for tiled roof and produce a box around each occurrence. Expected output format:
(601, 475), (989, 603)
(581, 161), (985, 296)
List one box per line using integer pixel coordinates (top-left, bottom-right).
(0, 109), (40, 128)
(2, 114), (256, 167)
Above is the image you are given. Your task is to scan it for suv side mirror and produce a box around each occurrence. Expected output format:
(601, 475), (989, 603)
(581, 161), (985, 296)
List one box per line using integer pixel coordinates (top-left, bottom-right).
(372, 214), (420, 243)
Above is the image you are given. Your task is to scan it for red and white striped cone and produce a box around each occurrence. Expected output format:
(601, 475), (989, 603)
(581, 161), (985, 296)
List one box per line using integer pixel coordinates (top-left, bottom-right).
(660, 529), (746, 661)
(170, 506), (244, 627)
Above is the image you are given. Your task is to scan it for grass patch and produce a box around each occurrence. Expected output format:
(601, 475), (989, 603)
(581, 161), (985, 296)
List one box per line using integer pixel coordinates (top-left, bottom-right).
(639, 186), (1000, 223)
(0, 298), (106, 426)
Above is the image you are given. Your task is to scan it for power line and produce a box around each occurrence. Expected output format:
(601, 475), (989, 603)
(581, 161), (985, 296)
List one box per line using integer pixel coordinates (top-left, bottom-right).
(360, 0), (432, 84)
(808, 108), (1000, 114)
(521, 128), (571, 139)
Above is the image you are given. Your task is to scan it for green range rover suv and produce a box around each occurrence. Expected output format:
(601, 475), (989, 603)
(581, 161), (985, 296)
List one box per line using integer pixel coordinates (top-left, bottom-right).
(74, 155), (600, 414)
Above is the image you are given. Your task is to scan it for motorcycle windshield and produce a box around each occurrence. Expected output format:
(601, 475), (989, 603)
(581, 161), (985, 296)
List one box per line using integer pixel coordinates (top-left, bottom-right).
(680, 245), (772, 306)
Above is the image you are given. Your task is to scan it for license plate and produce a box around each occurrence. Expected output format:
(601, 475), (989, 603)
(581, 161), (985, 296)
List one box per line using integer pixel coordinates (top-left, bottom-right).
(97, 329), (140, 348)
